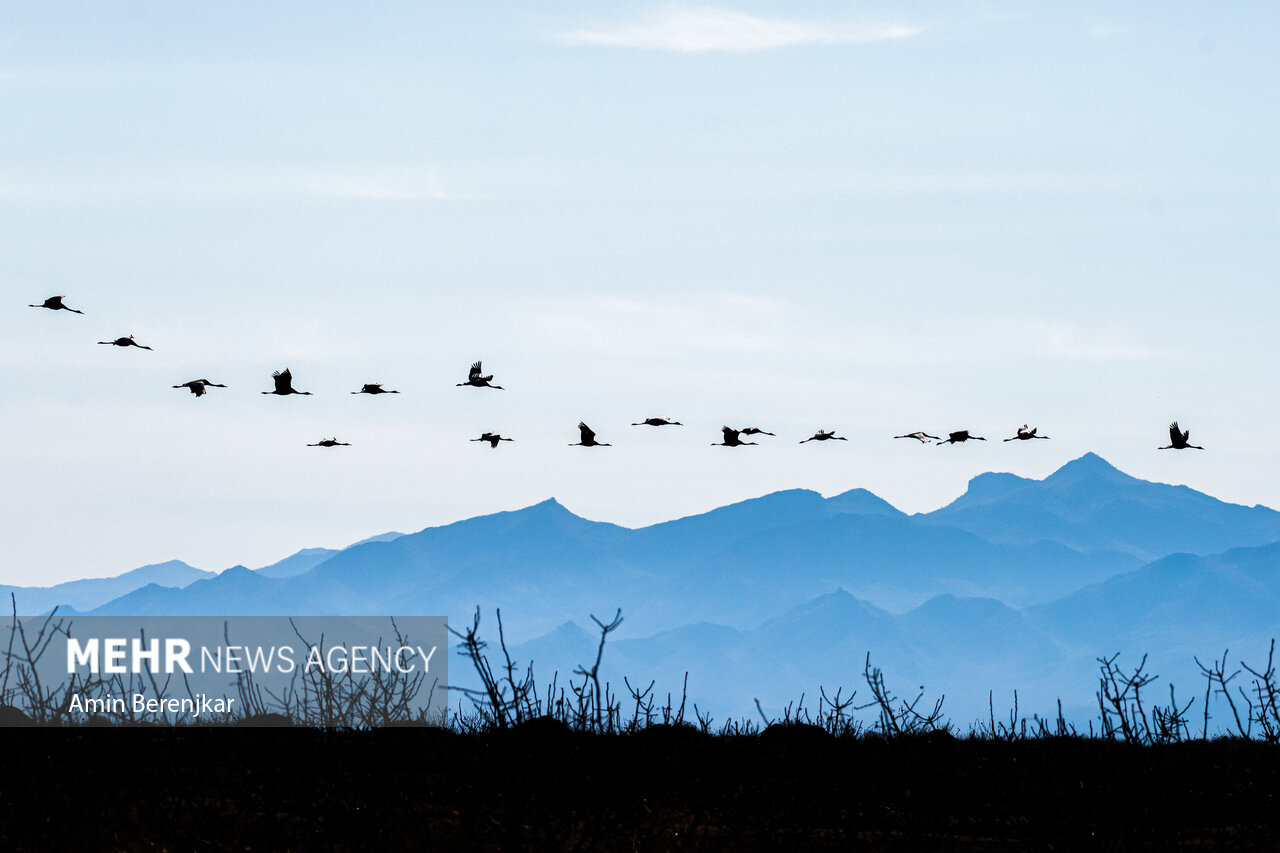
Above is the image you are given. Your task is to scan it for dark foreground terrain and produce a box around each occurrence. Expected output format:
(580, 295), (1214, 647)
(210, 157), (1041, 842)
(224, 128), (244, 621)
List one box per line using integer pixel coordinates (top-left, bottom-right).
(2, 725), (1278, 852)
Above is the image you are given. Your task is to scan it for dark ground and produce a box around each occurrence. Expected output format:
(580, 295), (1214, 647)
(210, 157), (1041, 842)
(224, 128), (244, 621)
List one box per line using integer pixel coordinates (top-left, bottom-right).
(2, 725), (1278, 852)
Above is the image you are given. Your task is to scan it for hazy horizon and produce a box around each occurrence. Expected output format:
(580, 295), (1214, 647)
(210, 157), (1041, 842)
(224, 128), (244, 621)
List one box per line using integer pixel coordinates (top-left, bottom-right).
(2, 450), (1260, 586)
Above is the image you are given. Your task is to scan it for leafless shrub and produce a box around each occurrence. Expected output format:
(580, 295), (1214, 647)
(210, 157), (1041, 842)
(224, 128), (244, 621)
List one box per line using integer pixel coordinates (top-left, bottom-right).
(448, 607), (540, 728)
(256, 618), (434, 728)
(570, 609), (624, 733)
(2, 597), (90, 724)
(856, 652), (948, 736)
(1197, 640), (1280, 742)
(1240, 640), (1280, 743)
(1096, 652), (1194, 744)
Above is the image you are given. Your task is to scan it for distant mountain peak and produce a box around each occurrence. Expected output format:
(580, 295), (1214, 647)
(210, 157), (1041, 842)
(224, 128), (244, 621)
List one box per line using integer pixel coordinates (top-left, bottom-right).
(826, 488), (905, 517)
(522, 497), (582, 519)
(478, 497), (578, 521)
(948, 453), (1135, 511)
(1048, 452), (1132, 482)
(344, 532), (404, 549)
(960, 471), (1033, 505)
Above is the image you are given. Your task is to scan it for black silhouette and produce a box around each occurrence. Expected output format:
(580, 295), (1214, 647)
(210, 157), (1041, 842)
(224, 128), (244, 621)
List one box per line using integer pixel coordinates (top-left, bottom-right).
(174, 379), (227, 397)
(894, 431), (941, 443)
(263, 369), (311, 396)
(740, 427), (775, 436)
(29, 296), (83, 314)
(471, 432), (514, 448)
(457, 361), (503, 390)
(632, 417), (682, 426)
(570, 422), (611, 447)
(1159, 421), (1204, 450)
(1004, 425), (1049, 442)
(307, 438), (351, 447)
(352, 383), (399, 395)
(98, 335), (152, 351)
(713, 427), (757, 447)
(937, 430), (985, 445)
(800, 429), (847, 444)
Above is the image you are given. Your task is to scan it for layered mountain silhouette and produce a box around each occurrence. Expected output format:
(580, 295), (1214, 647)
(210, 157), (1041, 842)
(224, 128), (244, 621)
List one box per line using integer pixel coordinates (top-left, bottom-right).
(2, 560), (213, 615)
(12, 454), (1279, 727)
(921, 452), (1280, 561)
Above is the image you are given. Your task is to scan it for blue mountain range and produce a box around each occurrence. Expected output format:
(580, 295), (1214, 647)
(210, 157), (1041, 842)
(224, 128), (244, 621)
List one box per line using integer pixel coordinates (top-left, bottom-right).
(10, 453), (1279, 727)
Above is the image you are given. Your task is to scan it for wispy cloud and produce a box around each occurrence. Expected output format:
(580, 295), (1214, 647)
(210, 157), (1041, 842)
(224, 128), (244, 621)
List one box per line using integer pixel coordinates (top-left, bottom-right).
(531, 292), (797, 356)
(298, 165), (456, 202)
(847, 318), (1159, 366)
(0, 162), (461, 205)
(558, 7), (920, 53)
(1088, 23), (1130, 40)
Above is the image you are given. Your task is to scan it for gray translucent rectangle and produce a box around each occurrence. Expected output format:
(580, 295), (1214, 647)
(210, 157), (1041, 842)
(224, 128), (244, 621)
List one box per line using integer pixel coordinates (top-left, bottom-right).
(2, 615), (447, 727)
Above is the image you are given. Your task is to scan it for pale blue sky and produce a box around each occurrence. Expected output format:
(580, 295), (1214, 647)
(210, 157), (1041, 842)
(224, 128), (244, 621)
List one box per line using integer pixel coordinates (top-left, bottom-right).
(4, 3), (1278, 584)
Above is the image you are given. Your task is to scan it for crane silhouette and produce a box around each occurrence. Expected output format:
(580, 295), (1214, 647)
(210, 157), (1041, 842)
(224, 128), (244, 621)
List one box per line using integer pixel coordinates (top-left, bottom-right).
(570, 422), (611, 447)
(98, 335), (152, 351)
(174, 379), (227, 397)
(29, 296), (83, 314)
(1004, 425), (1049, 441)
(352, 383), (399, 395)
(307, 438), (351, 447)
(894, 431), (941, 443)
(712, 427), (757, 447)
(937, 430), (985, 445)
(800, 429), (847, 443)
(262, 368), (311, 395)
(739, 427), (775, 436)
(457, 361), (503, 389)
(632, 417), (682, 426)
(471, 432), (514, 448)
(1159, 421), (1204, 450)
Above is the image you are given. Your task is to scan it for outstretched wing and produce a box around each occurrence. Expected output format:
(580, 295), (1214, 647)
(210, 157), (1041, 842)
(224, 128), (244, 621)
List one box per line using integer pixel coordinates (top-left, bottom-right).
(1168, 422), (1182, 445)
(468, 361), (483, 381)
(578, 422), (596, 443)
(721, 426), (738, 441)
(273, 369), (292, 393)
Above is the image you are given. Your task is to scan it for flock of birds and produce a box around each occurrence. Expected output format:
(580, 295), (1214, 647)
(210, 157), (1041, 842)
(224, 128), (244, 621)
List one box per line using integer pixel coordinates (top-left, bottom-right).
(28, 294), (1208, 452)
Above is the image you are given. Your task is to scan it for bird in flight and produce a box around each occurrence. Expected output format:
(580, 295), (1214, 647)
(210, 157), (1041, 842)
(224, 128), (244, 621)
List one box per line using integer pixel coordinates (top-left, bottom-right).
(262, 368), (311, 395)
(457, 361), (503, 389)
(937, 430), (985, 445)
(1004, 425), (1049, 442)
(800, 429), (847, 443)
(1159, 421), (1204, 450)
(307, 438), (351, 447)
(739, 427), (775, 436)
(894, 431), (941, 443)
(352, 383), (399, 395)
(712, 427), (757, 447)
(471, 432), (514, 448)
(29, 296), (83, 314)
(98, 335), (152, 351)
(632, 417), (682, 426)
(570, 422), (611, 447)
(174, 379), (227, 397)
